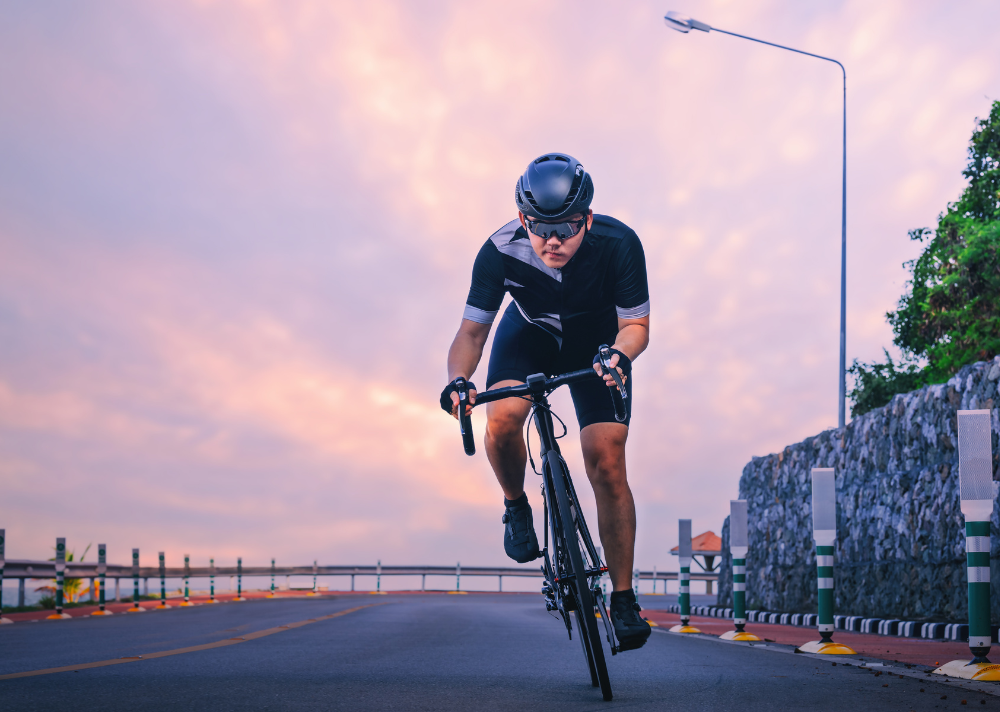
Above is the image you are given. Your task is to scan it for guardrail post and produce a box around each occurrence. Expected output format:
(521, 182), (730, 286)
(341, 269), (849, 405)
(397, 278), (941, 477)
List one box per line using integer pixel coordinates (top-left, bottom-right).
(127, 548), (144, 612)
(669, 519), (699, 633)
(935, 410), (1000, 680)
(92, 544), (111, 616)
(157, 552), (171, 609)
(351, 573), (355, 592)
(0, 529), (11, 624)
(20, 577), (26, 607)
(421, 573), (425, 592)
(47, 537), (71, 619)
(267, 558), (275, 598)
(797, 469), (855, 654)
(720, 500), (757, 641)
(375, 560), (384, 594)
(652, 566), (657, 594)
(209, 558), (217, 603)
(235, 557), (245, 601)
(456, 561), (461, 592)
(181, 554), (193, 606)
(308, 560), (318, 596)
(498, 575), (502, 592)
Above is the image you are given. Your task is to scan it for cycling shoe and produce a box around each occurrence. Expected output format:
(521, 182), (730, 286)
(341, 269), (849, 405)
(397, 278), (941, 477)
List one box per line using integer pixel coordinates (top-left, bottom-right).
(610, 590), (651, 651)
(502, 494), (541, 563)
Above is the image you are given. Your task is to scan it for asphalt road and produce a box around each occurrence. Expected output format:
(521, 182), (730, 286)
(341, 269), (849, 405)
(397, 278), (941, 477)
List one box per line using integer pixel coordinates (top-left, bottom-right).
(1, 593), (993, 711)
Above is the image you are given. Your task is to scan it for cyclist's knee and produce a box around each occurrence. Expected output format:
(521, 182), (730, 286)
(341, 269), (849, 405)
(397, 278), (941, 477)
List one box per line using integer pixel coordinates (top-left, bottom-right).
(486, 404), (528, 444)
(581, 424), (628, 491)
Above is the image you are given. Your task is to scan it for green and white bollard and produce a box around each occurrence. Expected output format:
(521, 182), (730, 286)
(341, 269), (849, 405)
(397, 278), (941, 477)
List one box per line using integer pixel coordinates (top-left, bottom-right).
(797, 468), (854, 654)
(127, 548), (144, 612)
(0, 529), (12, 624)
(670, 519), (699, 633)
(157, 552), (171, 609)
(308, 560), (318, 596)
(47, 538), (71, 620)
(721, 500), (758, 641)
(235, 557), (245, 601)
(92, 544), (112, 616)
(935, 410), (1000, 680)
(180, 554), (193, 606)
(267, 558), (276, 598)
(208, 558), (218, 603)
(632, 567), (639, 599)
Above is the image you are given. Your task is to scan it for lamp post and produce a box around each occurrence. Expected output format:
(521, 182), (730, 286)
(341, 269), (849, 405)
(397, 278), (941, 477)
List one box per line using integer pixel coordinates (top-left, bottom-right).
(664, 11), (848, 429)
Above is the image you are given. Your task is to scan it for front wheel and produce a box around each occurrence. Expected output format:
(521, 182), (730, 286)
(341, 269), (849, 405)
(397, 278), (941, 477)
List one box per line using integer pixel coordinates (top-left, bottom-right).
(549, 453), (612, 701)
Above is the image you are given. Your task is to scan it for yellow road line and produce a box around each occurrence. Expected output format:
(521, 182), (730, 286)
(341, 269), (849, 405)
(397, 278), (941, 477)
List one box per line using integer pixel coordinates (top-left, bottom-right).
(0, 603), (384, 681)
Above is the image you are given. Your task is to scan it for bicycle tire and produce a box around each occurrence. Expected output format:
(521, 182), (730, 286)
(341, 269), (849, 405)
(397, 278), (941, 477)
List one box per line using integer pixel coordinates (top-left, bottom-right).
(548, 453), (612, 701)
(575, 607), (599, 687)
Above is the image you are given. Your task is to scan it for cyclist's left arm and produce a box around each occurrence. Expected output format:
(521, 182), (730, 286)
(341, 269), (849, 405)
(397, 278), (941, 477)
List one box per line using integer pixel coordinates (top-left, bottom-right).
(595, 316), (649, 386)
(595, 229), (650, 385)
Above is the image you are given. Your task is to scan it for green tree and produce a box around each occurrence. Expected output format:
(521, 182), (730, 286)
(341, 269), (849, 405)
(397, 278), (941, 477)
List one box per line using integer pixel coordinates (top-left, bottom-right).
(850, 100), (1000, 417)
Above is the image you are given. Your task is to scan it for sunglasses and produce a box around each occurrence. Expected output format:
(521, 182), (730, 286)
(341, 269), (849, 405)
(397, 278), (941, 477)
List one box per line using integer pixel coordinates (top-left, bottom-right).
(525, 216), (587, 241)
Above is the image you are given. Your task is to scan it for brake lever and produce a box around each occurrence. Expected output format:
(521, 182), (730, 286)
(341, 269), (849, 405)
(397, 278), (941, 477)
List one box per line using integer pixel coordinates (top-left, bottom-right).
(455, 378), (476, 456)
(598, 346), (629, 401)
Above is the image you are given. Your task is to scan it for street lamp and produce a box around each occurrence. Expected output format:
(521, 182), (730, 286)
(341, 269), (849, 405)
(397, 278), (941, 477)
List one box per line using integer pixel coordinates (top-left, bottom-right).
(664, 11), (848, 429)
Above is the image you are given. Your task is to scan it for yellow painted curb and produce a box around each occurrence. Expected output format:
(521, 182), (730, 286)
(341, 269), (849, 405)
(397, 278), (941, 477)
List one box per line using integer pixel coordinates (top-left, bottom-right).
(90, 610), (113, 616)
(45, 613), (72, 620)
(796, 640), (856, 654)
(446, 591), (468, 595)
(934, 660), (1000, 681)
(719, 630), (760, 641)
(668, 624), (701, 633)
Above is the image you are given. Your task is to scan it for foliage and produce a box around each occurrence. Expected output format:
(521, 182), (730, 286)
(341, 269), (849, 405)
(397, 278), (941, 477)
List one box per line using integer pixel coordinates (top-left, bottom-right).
(848, 349), (925, 417)
(850, 101), (1000, 417)
(36, 543), (92, 604)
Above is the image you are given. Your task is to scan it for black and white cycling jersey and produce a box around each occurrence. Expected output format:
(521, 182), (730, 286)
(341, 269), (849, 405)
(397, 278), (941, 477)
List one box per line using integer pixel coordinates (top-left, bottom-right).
(463, 215), (650, 349)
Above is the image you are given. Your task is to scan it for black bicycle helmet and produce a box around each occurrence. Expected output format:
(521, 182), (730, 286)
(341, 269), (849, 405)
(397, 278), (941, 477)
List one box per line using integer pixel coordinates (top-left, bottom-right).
(514, 153), (594, 221)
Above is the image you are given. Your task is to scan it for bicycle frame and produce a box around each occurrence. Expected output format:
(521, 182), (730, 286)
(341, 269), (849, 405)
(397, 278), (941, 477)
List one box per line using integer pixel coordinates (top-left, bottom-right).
(528, 385), (620, 656)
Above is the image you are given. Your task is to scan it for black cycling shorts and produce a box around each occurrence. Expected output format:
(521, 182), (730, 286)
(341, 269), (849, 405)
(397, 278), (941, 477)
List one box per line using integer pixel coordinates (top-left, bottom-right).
(485, 305), (632, 429)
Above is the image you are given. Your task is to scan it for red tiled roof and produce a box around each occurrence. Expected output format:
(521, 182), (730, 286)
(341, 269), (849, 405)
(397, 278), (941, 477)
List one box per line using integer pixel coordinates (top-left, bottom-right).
(669, 531), (722, 553)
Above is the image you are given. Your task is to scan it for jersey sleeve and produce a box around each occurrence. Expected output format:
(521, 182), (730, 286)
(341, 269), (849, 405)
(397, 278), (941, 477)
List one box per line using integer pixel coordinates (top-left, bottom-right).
(463, 240), (505, 324)
(612, 230), (650, 320)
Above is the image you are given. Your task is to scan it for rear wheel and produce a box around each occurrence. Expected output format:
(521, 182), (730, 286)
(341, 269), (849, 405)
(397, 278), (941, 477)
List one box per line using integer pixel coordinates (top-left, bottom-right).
(549, 454), (612, 701)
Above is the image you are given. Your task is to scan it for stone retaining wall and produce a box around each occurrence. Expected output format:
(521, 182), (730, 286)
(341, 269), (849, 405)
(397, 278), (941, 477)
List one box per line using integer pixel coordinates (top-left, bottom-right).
(716, 356), (1000, 622)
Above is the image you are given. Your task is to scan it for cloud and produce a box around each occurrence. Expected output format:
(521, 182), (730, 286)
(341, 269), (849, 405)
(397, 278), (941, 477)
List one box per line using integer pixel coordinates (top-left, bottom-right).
(1, 0), (999, 573)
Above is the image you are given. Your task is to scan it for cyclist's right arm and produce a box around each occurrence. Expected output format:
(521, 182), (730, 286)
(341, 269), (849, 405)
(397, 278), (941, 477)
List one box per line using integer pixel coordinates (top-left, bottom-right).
(444, 239), (506, 419)
(445, 319), (490, 418)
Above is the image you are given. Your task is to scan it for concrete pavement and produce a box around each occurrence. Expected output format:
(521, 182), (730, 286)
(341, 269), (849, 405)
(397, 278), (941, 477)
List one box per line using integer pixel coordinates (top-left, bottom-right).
(1, 592), (997, 710)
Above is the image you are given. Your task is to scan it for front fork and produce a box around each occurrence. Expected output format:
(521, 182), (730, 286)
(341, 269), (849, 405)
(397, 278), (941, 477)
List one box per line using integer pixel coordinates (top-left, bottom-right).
(534, 409), (620, 653)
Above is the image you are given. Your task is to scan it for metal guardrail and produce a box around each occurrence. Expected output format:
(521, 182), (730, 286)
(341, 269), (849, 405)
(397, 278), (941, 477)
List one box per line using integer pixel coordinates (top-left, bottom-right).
(2, 560), (718, 582)
(0, 559), (718, 609)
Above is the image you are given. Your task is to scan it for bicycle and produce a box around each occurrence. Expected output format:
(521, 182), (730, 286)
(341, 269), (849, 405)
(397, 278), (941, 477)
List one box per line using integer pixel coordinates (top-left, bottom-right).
(453, 345), (628, 702)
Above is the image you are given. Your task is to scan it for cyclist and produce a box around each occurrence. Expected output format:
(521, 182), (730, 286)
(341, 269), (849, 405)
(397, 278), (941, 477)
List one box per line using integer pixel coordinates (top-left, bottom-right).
(441, 153), (652, 650)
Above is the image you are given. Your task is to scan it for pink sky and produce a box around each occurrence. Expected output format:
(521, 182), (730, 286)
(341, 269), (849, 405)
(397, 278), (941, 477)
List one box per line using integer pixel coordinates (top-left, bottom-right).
(2, 0), (999, 580)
